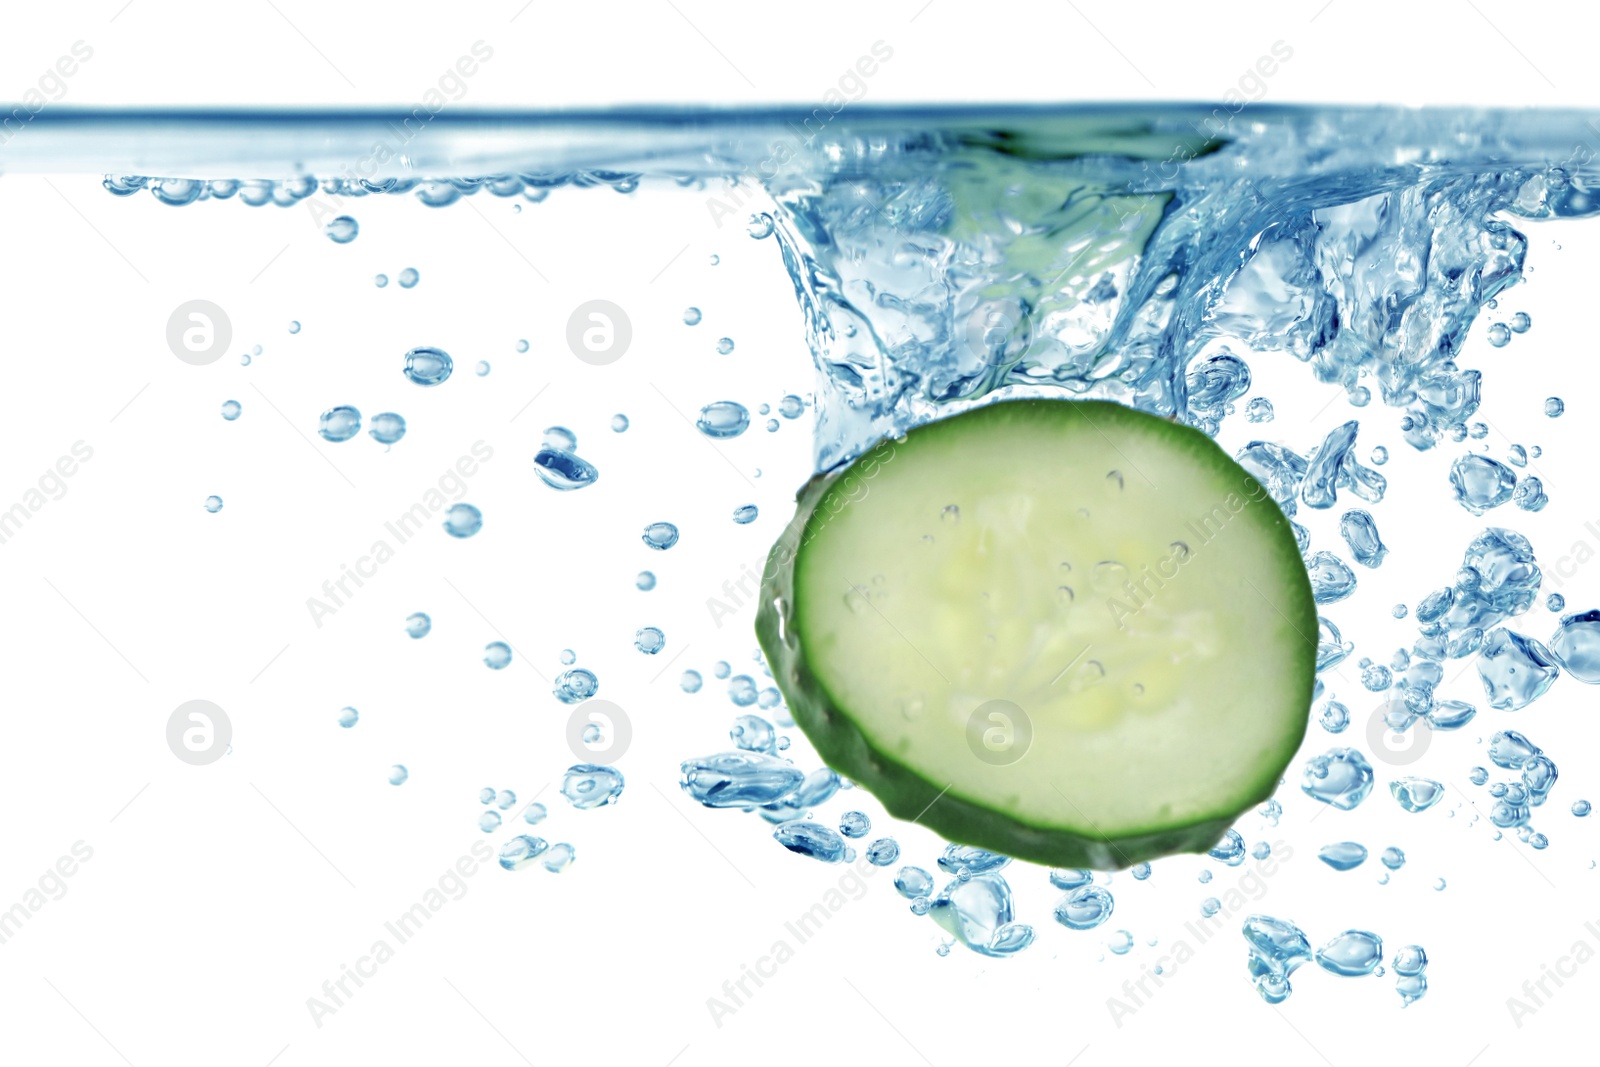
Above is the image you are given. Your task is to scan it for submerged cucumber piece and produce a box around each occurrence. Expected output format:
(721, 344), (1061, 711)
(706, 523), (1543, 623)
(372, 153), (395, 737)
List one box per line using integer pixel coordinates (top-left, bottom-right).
(757, 399), (1314, 869)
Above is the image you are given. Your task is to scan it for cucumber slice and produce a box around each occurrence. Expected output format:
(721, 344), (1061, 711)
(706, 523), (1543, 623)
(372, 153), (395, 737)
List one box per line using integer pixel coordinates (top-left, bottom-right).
(757, 399), (1314, 869)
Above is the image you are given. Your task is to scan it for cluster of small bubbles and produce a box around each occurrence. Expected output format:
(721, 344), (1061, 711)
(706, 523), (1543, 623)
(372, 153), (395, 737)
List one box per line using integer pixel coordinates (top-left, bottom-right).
(683, 307), (702, 325)
(337, 706), (359, 728)
(221, 400), (241, 421)
(611, 413), (630, 432)
(483, 642), (512, 670)
(442, 503), (483, 538)
(680, 670), (702, 693)
(839, 811), (871, 838)
(398, 267), (419, 288)
(388, 764), (409, 786)
(634, 627), (665, 655)
(204, 495), (224, 513)
(324, 216), (359, 243)
(1488, 323), (1512, 347)
(642, 522), (680, 550)
(733, 504), (759, 524)
(716, 337), (736, 355)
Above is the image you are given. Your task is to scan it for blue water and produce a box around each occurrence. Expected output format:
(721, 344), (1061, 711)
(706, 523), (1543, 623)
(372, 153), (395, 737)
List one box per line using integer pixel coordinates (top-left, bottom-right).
(54, 104), (1600, 1003)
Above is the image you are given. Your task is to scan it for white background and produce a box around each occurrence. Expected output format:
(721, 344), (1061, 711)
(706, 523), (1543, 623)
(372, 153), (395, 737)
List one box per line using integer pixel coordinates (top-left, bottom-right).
(2, 4), (1600, 1066)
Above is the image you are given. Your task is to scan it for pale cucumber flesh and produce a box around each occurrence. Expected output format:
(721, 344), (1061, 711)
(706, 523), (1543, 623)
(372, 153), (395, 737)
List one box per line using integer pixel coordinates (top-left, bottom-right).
(759, 399), (1315, 867)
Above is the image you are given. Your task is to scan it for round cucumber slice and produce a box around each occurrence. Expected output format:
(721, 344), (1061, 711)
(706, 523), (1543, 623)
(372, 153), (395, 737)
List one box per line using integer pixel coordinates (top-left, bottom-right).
(757, 399), (1314, 869)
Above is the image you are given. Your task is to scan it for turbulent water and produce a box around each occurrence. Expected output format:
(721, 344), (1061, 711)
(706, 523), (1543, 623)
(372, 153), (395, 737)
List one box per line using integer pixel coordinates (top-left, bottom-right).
(38, 105), (1600, 469)
(29, 105), (1600, 995)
